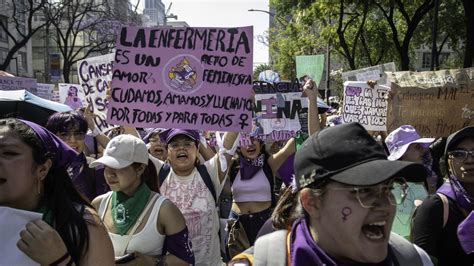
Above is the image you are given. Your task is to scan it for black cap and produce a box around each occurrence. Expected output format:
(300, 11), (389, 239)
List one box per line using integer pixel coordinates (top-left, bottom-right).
(445, 126), (474, 154)
(294, 123), (426, 189)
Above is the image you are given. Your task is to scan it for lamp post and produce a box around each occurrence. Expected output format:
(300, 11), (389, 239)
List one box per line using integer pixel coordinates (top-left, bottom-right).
(248, 9), (288, 27)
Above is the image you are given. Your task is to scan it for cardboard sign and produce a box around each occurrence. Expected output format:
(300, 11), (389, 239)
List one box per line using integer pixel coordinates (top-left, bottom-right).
(0, 76), (37, 95)
(58, 83), (85, 110)
(77, 53), (115, 132)
(342, 62), (396, 85)
(387, 68), (474, 137)
(295, 54), (325, 86)
(36, 83), (55, 100)
(108, 26), (254, 132)
(342, 81), (389, 131)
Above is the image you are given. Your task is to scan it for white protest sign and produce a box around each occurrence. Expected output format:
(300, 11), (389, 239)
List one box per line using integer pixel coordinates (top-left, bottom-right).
(342, 62), (396, 85)
(77, 53), (115, 133)
(255, 92), (308, 136)
(342, 81), (389, 131)
(0, 207), (42, 265)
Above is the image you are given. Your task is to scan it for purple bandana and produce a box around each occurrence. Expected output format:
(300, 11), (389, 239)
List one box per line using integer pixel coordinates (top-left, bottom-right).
(290, 218), (394, 265)
(20, 120), (81, 179)
(290, 217), (337, 265)
(239, 153), (265, 180)
(437, 179), (474, 254)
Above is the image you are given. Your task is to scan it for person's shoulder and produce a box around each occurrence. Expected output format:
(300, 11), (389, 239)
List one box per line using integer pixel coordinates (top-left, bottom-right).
(82, 206), (103, 226)
(418, 194), (445, 209)
(91, 192), (111, 211)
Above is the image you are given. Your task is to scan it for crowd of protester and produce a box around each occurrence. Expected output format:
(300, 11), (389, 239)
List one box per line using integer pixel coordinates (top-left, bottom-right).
(1, 73), (473, 266)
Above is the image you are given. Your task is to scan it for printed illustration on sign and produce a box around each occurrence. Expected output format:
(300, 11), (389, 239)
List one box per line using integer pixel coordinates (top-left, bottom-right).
(165, 55), (203, 94)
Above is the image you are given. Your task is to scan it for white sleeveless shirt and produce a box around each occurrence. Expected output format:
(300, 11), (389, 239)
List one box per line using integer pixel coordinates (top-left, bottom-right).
(98, 192), (167, 256)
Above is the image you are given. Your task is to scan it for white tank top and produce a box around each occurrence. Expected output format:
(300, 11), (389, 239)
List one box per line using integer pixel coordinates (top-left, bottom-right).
(98, 192), (167, 256)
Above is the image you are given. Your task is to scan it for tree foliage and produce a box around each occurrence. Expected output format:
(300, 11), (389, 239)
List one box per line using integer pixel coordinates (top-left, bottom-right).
(269, 0), (471, 79)
(0, 0), (52, 71)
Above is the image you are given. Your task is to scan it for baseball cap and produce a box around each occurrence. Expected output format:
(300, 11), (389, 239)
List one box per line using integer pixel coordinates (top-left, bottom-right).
(162, 128), (200, 144)
(445, 126), (474, 153)
(89, 134), (149, 169)
(294, 123), (426, 189)
(385, 125), (435, 161)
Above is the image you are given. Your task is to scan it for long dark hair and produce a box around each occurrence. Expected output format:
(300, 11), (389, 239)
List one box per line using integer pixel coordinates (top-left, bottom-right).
(1, 118), (91, 263)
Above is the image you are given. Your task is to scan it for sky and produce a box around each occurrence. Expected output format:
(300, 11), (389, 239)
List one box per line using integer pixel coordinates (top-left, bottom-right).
(137, 0), (270, 65)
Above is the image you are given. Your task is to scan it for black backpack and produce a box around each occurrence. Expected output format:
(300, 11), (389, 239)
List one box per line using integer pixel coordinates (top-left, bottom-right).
(158, 163), (217, 206)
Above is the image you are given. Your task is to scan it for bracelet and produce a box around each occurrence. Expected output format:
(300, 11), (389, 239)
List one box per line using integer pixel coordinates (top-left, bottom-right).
(50, 252), (70, 265)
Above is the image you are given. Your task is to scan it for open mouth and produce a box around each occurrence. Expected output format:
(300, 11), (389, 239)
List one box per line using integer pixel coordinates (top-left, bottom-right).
(361, 221), (386, 240)
(0, 178), (6, 184)
(177, 152), (188, 160)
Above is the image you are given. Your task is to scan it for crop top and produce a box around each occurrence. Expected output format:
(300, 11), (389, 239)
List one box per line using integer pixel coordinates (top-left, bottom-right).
(232, 169), (272, 203)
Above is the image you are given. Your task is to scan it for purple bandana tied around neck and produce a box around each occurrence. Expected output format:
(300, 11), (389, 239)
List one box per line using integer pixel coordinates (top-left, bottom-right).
(20, 120), (81, 179)
(290, 217), (337, 266)
(239, 153), (265, 180)
(437, 179), (474, 254)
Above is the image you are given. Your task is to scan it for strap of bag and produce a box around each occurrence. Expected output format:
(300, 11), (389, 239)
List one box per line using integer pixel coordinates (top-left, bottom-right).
(389, 232), (423, 266)
(110, 193), (159, 256)
(254, 230), (288, 266)
(159, 163), (217, 205)
(437, 193), (449, 228)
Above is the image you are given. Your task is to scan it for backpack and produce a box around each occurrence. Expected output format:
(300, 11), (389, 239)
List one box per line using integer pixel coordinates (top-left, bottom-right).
(158, 163), (217, 205)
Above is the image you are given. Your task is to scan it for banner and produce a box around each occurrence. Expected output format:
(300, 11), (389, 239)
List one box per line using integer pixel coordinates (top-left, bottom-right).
(0, 76), (37, 95)
(387, 68), (474, 137)
(342, 62), (396, 85)
(58, 83), (85, 110)
(342, 81), (389, 131)
(36, 83), (54, 100)
(77, 53), (115, 132)
(295, 54), (325, 86)
(108, 26), (254, 132)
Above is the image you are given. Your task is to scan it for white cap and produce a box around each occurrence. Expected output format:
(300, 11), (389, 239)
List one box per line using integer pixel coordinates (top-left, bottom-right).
(89, 134), (149, 169)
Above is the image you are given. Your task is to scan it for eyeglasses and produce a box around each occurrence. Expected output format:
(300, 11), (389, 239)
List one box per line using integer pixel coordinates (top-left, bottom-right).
(448, 150), (474, 162)
(313, 178), (408, 209)
(57, 131), (85, 141)
(168, 141), (195, 150)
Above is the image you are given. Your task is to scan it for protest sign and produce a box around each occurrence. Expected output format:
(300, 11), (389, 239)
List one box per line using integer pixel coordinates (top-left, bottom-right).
(391, 182), (428, 238)
(295, 54), (325, 86)
(342, 62), (396, 85)
(0, 76), (37, 95)
(342, 81), (389, 131)
(387, 68), (474, 137)
(36, 83), (54, 100)
(77, 53), (115, 132)
(0, 207), (42, 265)
(254, 92), (308, 140)
(58, 83), (85, 110)
(108, 26), (254, 132)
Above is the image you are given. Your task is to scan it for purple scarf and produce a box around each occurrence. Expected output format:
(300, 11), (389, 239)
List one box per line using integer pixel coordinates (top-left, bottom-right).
(239, 153), (265, 180)
(437, 179), (474, 254)
(290, 218), (393, 265)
